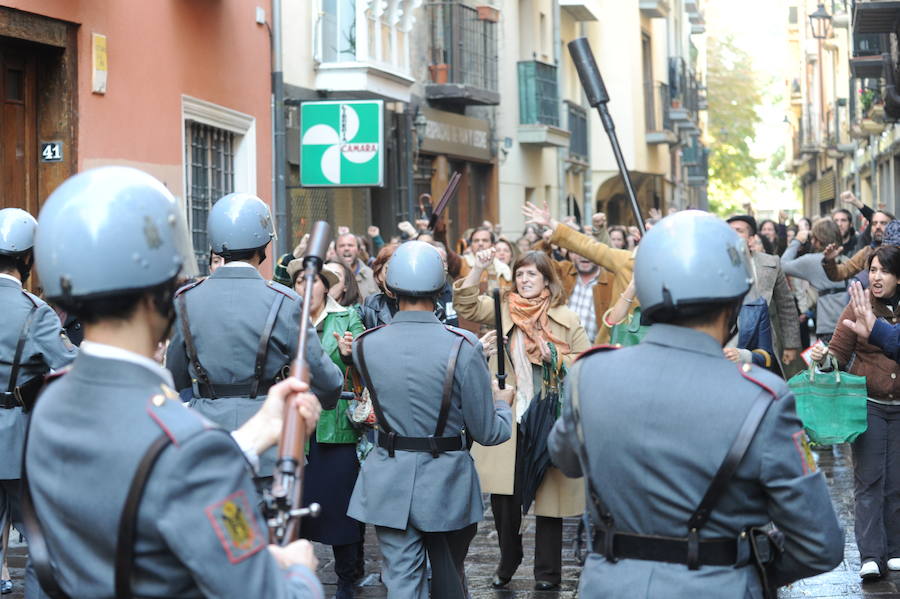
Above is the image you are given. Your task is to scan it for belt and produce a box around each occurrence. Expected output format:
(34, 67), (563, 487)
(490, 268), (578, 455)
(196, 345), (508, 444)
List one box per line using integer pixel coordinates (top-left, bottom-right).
(819, 287), (848, 297)
(195, 381), (274, 399)
(591, 528), (739, 567)
(0, 377), (43, 412)
(376, 432), (465, 457)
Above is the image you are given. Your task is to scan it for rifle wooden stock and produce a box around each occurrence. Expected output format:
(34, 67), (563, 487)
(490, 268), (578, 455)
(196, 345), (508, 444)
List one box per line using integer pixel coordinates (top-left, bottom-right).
(428, 171), (462, 230)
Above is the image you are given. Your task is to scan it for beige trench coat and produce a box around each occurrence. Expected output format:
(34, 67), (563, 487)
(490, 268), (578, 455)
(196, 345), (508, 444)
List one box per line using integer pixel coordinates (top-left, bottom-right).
(453, 281), (590, 518)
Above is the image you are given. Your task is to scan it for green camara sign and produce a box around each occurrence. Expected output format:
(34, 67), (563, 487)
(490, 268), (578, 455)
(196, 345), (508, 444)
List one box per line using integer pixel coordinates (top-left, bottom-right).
(300, 100), (384, 187)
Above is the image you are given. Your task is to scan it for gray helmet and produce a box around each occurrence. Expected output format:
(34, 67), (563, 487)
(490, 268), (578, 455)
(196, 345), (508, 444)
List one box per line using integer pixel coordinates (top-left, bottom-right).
(207, 193), (275, 254)
(0, 208), (37, 256)
(635, 210), (752, 320)
(386, 241), (446, 297)
(35, 166), (197, 301)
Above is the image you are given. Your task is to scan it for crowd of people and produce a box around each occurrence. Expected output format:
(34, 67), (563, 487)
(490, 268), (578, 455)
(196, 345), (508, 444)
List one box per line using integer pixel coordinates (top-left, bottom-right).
(0, 166), (898, 599)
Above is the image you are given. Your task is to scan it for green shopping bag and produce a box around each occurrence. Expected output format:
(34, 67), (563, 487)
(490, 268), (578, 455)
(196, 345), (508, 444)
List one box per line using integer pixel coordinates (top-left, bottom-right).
(609, 307), (649, 347)
(787, 355), (868, 445)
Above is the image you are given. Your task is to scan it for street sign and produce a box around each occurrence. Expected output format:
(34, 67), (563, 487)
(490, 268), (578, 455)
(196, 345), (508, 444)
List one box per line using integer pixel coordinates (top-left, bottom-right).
(300, 100), (384, 187)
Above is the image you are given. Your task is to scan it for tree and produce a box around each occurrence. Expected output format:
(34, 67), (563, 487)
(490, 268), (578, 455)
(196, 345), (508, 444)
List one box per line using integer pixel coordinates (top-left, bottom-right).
(706, 36), (763, 216)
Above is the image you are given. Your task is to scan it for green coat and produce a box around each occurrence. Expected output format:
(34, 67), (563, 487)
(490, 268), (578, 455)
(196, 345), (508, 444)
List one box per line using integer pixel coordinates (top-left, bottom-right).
(316, 305), (366, 444)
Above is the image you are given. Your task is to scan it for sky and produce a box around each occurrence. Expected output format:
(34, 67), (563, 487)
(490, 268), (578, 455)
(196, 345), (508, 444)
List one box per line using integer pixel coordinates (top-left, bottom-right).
(705, 0), (799, 215)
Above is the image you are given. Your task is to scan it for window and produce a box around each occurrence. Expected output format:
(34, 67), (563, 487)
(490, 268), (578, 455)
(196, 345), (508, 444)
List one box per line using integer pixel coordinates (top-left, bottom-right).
(181, 96), (256, 275)
(788, 6), (798, 25)
(185, 122), (235, 274)
(322, 0), (357, 62)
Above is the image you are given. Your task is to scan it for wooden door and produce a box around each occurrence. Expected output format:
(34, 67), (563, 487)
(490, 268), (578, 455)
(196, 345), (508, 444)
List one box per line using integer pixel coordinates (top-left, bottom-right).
(0, 43), (38, 214)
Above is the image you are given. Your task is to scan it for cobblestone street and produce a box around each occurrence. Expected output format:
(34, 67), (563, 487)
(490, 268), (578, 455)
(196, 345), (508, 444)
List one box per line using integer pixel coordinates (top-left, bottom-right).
(6, 443), (900, 598)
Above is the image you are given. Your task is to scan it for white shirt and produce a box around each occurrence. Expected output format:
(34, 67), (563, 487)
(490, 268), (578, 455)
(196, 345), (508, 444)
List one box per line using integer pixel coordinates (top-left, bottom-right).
(0, 273), (22, 286)
(221, 261), (255, 269)
(79, 341), (260, 470)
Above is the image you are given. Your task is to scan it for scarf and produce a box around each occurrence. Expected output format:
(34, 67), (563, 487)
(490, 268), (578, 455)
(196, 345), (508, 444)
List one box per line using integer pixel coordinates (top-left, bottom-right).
(507, 289), (570, 365)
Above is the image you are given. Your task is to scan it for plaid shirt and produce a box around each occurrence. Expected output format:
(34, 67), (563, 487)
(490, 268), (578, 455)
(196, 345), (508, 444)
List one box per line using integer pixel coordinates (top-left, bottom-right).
(568, 272), (600, 341)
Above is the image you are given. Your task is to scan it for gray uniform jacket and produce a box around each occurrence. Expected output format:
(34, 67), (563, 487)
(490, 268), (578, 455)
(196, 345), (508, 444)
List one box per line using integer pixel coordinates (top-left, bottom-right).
(348, 311), (512, 531)
(549, 324), (843, 599)
(26, 351), (322, 598)
(166, 265), (342, 474)
(0, 277), (77, 479)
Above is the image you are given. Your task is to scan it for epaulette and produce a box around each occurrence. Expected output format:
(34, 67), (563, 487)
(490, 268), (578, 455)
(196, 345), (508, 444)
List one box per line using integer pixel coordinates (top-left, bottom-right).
(443, 324), (476, 346)
(575, 344), (621, 362)
(355, 324), (387, 342)
(737, 363), (780, 400)
(174, 278), (204, 297)
(43, 367), (71, 386)
(20, 289), (40, 307)
(265, 279), (295, 299)
(145, 383), (210, 446)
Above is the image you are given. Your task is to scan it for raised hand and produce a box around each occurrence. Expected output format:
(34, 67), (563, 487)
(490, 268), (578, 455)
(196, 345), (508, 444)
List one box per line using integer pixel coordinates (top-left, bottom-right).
(334, 331), (354, 357)
(523, 201), (557, 230)
(592, 212), (607, 229)
(337, 226), (351, 236)
(367, 225), (380, 238)
(841, 190), (862, 209)
(842, 280), (876, 340)
(822, 243), (842, 261)
(473, 248), (495, 270)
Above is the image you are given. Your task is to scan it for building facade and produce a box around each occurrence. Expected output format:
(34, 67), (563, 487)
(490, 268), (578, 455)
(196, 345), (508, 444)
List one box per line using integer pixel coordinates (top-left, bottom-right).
(0, 0), (273, 275)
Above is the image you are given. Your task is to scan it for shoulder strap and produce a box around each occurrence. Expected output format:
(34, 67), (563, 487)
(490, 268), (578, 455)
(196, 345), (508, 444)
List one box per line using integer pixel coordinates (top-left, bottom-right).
(19, 408), (73, 599)
(8, 304), (39, 393)
(356, 333), (393, 435)
(114, 433), (172, 599)
(685, 379), (775, 568)
(249, 292), (285, 399)
(177, 293), (215, 399)
(434, 336), (465, 438)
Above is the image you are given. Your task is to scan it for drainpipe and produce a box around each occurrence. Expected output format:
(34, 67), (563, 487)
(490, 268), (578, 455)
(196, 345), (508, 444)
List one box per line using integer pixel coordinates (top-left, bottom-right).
(272, 0), (289, 256)
(553, 0), (568, 220)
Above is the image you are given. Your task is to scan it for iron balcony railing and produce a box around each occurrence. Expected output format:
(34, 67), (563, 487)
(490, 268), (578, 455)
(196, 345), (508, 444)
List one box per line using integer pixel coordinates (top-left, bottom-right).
(644, 81), (672, 132)
(427, 1), (498, 93)
(518, 60), (560, 127)
(686, 148), (709, 183)
(567, 102), (588, 160)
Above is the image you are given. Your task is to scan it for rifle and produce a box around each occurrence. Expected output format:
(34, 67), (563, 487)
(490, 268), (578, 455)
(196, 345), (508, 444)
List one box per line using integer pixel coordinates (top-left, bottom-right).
(568, 38), (645, 234)
(427, 171), (462, 231)
(267, 221), (330, 545)
(492, 289), (506, 390)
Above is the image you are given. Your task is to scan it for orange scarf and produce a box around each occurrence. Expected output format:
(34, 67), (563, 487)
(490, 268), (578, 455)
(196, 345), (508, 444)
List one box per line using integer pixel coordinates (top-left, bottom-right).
(507, 289), (570, 365)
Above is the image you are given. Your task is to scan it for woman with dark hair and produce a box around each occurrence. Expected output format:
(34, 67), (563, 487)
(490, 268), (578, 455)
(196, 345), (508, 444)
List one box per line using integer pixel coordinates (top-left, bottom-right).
(356, 245), (399, 329)
(327, 259), (361, 308)
(287, 258), (366, 597)
(608, 225), (629, 250)
(811, 244), (900, 580)
(453, 249), (590, 591)
(759, 219), (787, 255)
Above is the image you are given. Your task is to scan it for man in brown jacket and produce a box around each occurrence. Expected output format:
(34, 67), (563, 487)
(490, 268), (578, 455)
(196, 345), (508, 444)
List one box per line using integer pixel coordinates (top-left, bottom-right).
(523, 202), (633, 344)
(822, 210), (893, 281)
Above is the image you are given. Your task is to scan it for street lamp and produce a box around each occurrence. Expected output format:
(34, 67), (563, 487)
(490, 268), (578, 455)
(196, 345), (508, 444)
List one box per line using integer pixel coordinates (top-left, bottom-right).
(808, 4), (831, 40)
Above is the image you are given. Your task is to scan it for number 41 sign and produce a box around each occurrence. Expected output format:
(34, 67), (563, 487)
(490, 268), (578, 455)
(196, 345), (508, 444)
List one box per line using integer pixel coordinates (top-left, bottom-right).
(40, 142), (63, 163)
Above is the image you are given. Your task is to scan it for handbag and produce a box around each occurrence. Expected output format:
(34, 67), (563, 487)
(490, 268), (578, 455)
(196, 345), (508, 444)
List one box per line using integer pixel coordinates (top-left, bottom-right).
(787, 354), (868, 445)
(609, 306), (649, 347)
(344, 366), (377, 428)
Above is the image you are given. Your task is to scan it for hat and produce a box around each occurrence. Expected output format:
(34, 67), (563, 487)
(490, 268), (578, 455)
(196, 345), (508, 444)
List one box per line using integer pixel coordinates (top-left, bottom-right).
(287, 258), (339, 289)
(272, 253), (292, 286)
(884, 220), (900, 247)
(726, 215), (758, 236)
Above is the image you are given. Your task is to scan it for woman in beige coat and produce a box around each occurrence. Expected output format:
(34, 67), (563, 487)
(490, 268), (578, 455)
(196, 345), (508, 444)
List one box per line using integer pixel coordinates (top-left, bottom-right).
(454, 249), (590, 591)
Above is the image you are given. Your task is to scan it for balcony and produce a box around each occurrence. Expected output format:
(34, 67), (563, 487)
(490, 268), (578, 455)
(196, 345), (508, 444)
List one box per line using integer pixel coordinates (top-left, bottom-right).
(850, 32), (889, 78)
(644, 82), (677, 145)
(313, 0), (418, 102)
(566, 101), (589, 163)
(425, 1), (500, 106)
(639, 0), (670, 18)
(559, 0), (599, 21)
(518, 60), (569, 147)
(853, 1), (900, 35)
(686, 148), (709, 186)
(667, 58), (702, 134)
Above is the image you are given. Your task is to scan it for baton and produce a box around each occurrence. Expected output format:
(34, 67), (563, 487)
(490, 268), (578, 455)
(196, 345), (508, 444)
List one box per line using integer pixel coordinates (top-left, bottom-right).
(568, 38), (645, 233)
(492, 288), (506, 389)
(428, 171), (462, 230)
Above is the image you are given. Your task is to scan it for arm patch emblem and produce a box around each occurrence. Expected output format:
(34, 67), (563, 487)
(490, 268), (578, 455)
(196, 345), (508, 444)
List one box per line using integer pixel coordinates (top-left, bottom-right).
(791, 430), (817, 474)
(204, 490), (265, 563)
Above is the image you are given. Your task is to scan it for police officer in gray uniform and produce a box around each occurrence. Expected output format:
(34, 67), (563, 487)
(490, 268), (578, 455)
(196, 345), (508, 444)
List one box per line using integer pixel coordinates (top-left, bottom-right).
(0, 207), (77, 599)
(166, 193), (342, 476)
(24, 166), (324, 598)
(349, 241), (513, 599)
(549, 211), (844, 599)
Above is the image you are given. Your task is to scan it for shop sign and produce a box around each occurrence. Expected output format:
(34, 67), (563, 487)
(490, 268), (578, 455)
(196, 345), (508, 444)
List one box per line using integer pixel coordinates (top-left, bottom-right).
(420, 107), (491, 162)
(300, 100), (384, 187)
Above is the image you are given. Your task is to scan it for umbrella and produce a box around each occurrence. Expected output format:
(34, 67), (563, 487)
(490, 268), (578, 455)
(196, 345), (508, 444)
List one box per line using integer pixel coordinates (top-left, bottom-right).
(518, 376), (563, 515)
